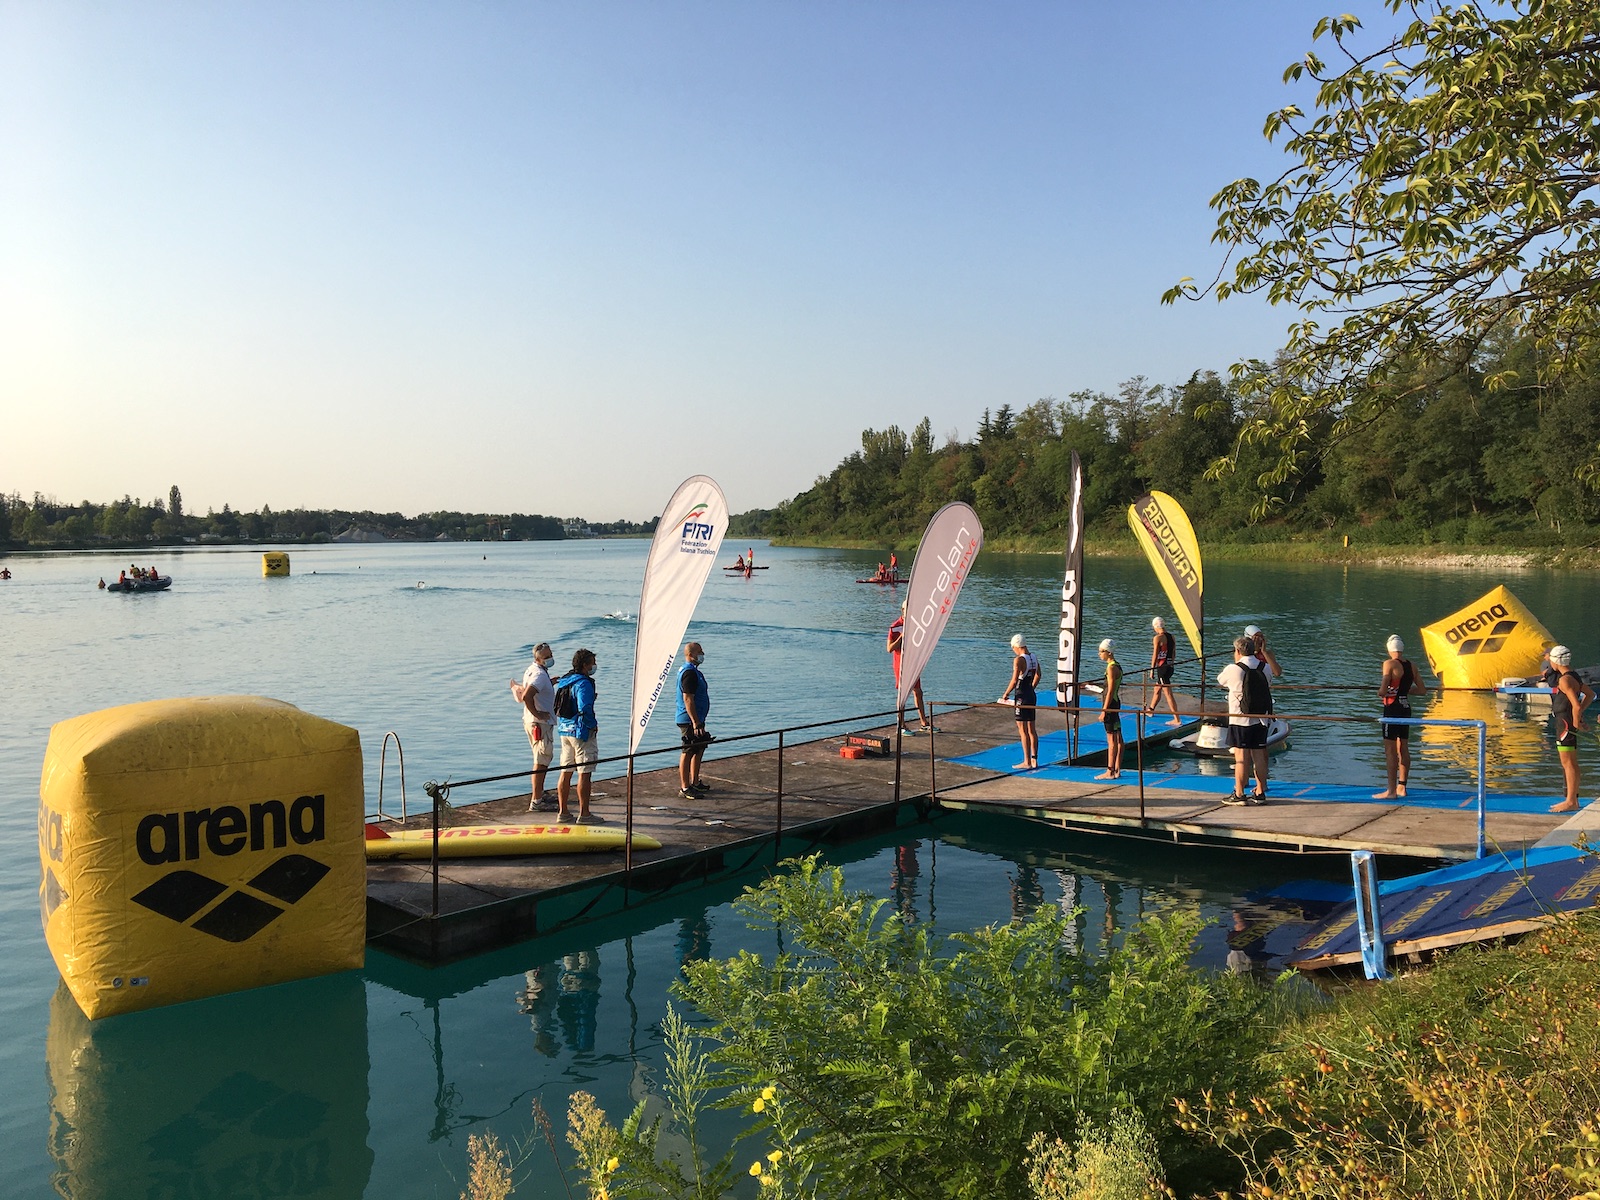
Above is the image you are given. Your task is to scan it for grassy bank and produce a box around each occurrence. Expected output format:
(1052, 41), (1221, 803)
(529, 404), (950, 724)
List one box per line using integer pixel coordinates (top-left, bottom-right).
(769, 531), (1600, 569)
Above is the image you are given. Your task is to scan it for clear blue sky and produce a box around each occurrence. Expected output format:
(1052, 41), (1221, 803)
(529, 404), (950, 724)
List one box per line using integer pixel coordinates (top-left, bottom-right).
(1, 2), (1398, 521)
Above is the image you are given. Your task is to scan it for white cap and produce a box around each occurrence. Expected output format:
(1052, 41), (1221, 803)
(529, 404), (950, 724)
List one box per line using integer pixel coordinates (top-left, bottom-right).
(1151, 617), (1165, 630)
(1550, 644), (1573, 667)
(1386, 634), (1404, 652)
(1010, 633), (1025, 649)
(1244, 624), (1262, 637)
(1098, 638), (1115, 652)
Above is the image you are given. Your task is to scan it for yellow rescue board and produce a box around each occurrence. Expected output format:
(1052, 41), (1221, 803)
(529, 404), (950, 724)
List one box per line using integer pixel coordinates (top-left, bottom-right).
(364, 822), (661, 860)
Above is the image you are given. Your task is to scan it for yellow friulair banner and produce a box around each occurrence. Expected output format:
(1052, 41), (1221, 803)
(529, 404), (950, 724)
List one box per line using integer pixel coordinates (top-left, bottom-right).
(1419, 584), (1554, 689)
(40, 695), (366, 1019)
(1127, 492), (1204, 662)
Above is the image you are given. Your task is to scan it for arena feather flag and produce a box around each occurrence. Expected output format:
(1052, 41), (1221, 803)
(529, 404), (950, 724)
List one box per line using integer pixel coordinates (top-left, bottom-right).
(1056, 451), (1085, 712)
(1127, 491), (1204, 663)
(897, 502), (984, 712)
(630, 476), (727, 754)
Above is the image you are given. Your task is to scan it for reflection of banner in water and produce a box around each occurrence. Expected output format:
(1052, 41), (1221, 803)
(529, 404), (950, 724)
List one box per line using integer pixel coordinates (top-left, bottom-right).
(897, 503), (984, 711)
(1056, 452), (1085, 711)
(1419, 584), (1554, 690)
(630, 476), (728, 753)
(1126, 492), (1203, 663)
(47, 972), (371, 1199)
(1417, 688), (1550, 778)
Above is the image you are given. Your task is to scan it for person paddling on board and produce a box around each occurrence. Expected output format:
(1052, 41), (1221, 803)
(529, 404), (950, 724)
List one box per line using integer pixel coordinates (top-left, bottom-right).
(1373, 634), (1427, 800)
(1548, 644), (1594, 813)
(733, 553), (745, 571)
(889, 551), (898, 579)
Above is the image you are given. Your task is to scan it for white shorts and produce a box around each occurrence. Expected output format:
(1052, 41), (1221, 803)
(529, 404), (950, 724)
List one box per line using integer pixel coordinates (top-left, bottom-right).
(525, 720), (553, 768)
(560, 734), (598, 774)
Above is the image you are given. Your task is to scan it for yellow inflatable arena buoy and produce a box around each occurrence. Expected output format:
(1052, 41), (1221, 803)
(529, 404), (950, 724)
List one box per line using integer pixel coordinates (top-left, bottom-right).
(1419, 584), (1554, 689)
(364, 822), (662, 860)
(261, 552), (290, 576)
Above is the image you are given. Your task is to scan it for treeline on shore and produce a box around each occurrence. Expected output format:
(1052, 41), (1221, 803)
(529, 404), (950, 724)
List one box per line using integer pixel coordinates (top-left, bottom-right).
(0, 487), (660, 549)
(734, 333), (1600, 549)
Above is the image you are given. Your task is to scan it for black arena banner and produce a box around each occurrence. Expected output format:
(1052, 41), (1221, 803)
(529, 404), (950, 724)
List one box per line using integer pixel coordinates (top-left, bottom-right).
(1056, 451), (1085, 712)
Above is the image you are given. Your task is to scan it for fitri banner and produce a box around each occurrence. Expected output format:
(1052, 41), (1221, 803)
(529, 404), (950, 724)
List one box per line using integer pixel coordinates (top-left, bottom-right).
(897, 502), (984, 712)
(630, 476), (728, 754)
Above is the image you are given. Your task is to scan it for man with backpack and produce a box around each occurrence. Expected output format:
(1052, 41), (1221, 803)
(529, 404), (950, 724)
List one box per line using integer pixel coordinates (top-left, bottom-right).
(554, 648), (600, 824)
(1218, 634), (1273, 806)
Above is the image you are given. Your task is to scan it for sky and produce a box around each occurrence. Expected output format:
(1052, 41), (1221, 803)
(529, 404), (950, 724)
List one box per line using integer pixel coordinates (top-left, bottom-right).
(1, 1), (1403, 522)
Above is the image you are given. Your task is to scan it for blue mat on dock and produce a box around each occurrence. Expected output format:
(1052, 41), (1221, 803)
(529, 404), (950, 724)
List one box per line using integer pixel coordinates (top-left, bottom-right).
(945, 728), (1556, 814)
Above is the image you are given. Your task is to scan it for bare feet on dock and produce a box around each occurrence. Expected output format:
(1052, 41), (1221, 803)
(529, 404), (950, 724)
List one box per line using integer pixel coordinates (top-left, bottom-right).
(1371, 790), (1397, 800)
(1550, 799), (1581, 813)
(1093, 770), (1119, 780)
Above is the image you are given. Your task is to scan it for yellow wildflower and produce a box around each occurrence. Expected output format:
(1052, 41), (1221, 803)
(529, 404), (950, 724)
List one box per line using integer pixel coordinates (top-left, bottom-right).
(752, 1097), (766, 1113)
(761, 1084), (777, 1101)
(750, 1161), (764, 1177)
(606, 1156), (619, 1172)
(768, 1150), (784, 1164)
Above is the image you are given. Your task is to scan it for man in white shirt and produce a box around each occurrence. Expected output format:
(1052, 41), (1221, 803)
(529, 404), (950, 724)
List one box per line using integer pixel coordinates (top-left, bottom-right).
(1217, 634), (1272, 806)
(511, 641), (557, 811)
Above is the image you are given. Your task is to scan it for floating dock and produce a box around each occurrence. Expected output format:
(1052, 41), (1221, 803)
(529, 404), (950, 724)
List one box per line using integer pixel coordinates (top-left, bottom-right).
(366, 697), (1573, 963)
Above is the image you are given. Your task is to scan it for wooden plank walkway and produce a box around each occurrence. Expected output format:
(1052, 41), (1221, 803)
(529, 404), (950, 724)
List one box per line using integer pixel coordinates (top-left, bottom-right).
(366, 695), (1569, 963)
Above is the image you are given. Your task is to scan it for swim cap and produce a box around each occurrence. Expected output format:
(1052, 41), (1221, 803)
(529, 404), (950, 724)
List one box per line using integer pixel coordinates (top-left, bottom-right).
(1151, 617), (1165, 630)
(1098, 638), (1115, 652)
(1550, 644), (1573, 667)
(1386, 635), (1404, 652)
(1010, 634), (1025, 649)
(1244, 624), (1262, 637)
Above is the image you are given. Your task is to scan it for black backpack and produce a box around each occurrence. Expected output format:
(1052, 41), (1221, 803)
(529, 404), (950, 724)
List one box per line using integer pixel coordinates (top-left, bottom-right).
(554, 674), (583, 719)
(1241, 661), (1273, 716)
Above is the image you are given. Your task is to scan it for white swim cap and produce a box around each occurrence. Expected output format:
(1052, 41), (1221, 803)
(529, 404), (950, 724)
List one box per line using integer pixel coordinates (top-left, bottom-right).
(1098, 638), (1115, 652)
(1010, 633), (1025, 649)
(1244, 624), (1262, 637)
(1151, 617), (1165, 630)
(1550, 644), (1573, 667)
(1386, 634), (1404, 652)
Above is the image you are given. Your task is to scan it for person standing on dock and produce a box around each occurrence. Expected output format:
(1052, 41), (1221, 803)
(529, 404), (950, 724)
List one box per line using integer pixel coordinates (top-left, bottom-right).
(1094, 639), (1124, 780)
(1001, 634), (1041, 770)
(1374, 634), (1427, 800)
(512, 641), (557, 811)
(676, 641), (712, 799)
(1548, 644), (1594, 813)
(1244, 624), (1282, 678)
(888, 601), (933, 732)
(1149, 617), (1181, 727)
(555, 648), (600, 824)
(1219, 634), (1272, 805)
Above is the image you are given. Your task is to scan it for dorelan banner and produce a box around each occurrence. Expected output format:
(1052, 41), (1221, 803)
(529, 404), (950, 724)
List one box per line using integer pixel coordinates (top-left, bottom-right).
(1056, 451), (1085, 712)
(1127, 491), (1204, 663)
(629, 475), (728, 754)
(897, 502), (984, 712)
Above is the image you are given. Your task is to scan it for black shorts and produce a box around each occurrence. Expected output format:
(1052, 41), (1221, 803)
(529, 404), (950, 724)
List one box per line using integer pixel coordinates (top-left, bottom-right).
(1229, 723), (1267, 750)
(1103, 706), (1121, 729)
(1382, 703), (1411, 741)
(1155, 665), (1174, 685)
(1013, 687), (1036, 724)
(1558, 721), (1578, 751)
(678, 723), (711, 749)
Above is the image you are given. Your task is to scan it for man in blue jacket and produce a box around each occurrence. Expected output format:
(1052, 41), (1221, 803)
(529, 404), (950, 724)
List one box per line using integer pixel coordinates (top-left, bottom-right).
(676, 641), (711, 800)
(555, 648), (600, 824)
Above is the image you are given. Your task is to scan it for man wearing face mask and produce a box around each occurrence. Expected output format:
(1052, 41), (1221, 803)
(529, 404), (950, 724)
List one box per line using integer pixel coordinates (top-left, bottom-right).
(511, 641), (557, 811)
(676, 641), (712, 800)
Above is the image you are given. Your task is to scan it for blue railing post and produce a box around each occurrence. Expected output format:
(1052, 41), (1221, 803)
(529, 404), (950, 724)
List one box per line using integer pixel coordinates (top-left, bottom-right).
(1475, 720), (1487, 859)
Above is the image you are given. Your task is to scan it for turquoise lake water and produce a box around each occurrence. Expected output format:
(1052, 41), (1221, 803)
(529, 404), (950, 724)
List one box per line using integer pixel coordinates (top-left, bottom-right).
(2, 541), (1594, 1197)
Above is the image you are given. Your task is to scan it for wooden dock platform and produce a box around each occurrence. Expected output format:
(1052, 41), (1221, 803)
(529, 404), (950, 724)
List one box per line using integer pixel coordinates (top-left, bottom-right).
(366, 698), (1569, 963)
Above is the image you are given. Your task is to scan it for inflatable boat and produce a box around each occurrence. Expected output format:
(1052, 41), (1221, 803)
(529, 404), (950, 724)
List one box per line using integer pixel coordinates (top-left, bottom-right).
(1169, 719), (1291, 757)
(364, 821), (662, 860)
(107, 576), (172, 593)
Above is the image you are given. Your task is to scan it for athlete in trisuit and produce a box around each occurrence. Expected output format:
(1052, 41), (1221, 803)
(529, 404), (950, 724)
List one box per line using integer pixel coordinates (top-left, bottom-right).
(1148, 617), (1180, 726)
(1374, 634), (1428, 800)
(1548, 644), (1594, 813)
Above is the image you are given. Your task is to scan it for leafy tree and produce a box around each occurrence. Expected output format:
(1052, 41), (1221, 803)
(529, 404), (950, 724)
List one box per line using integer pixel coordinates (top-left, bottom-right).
(1169, 0), (1600, 511)
(168, 485), (183, 521)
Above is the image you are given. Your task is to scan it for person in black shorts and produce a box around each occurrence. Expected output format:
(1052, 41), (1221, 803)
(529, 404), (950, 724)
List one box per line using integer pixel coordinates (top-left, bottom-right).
(1374, 633), (1427, 799)
(1149, 617), (1180, 726)
(1094, 638), (1124, 780)
(1548, 644), (1594, 813)
(1217, 634), (1271, 805)
(675, 642), (712, 800)
(1001, 634), (1041, 770)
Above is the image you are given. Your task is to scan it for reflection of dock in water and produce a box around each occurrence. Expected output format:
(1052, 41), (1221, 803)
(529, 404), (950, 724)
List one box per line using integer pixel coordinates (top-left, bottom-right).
(366, 696), (1570, 963)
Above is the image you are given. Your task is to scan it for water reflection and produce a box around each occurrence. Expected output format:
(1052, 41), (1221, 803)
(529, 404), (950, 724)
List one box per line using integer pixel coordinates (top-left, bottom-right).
(47, 972), (371, 1200)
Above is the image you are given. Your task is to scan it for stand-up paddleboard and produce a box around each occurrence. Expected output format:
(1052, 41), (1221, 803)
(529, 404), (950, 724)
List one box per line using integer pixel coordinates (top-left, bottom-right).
(1169, 718), (1290, 757)
(856, 576), (903, 585)
(722, 564), (768, 570)
(364, 822), (662, 860)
